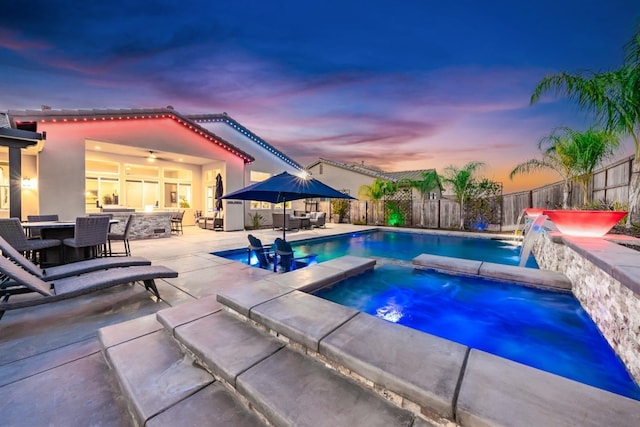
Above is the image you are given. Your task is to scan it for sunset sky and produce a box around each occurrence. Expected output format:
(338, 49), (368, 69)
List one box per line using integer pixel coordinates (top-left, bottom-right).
(1, 1), (638, 192)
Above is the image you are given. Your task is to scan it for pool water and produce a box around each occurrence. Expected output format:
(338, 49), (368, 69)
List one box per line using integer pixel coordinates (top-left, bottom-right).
(313, 264), (640, 400)
(217, 230), (537, 268)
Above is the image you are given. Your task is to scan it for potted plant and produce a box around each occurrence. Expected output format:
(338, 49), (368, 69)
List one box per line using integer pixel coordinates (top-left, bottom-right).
(331, 199), (350, 223)
(247, 212), (264, 230)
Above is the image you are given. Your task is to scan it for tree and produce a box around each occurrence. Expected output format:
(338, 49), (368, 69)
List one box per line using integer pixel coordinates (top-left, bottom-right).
(399, 170), (441, 227)
(358, 178), (396, 224)
(563, 128), (619, 205)
(530, 26), (640, 225)
(440, 161), (484, 229)
(510, 127), (618, 208)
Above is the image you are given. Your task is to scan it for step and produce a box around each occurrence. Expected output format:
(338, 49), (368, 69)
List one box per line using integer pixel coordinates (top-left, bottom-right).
(217, 269), (640, 427)
(98, 313), (266, 426)
(157, 296), (423, 426)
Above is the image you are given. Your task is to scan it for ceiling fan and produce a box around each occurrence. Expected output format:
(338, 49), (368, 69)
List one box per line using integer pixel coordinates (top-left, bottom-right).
(146, 150), (173, 162)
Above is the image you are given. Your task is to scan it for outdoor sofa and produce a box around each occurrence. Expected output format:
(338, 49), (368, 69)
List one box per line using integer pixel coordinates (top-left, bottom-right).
(272, 213), (302, 231)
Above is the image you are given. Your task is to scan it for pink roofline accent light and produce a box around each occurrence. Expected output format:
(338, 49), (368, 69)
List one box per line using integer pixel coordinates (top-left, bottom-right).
(542, 210), (627, 237)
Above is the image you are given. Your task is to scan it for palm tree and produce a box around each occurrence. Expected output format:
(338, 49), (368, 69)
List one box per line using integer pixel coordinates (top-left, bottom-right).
(563, 127), (619, 205)
(399, 170), (441, 227)
(358, 178), (396, 224)
(440, 161), (484, 229)
(530, 26), (640, 224)
(510, 127), (618, 208)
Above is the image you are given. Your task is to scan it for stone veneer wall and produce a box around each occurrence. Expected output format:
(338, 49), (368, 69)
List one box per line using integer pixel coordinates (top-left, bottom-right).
(533, 233), (640, 383)
(108, 212), (173, 239)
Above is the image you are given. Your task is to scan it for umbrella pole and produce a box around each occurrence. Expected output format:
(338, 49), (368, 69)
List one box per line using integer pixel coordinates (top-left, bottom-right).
(283, 198), (286, 241)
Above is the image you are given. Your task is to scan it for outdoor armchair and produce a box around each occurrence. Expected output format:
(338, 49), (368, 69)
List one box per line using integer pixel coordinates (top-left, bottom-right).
(309, 212), (326, 228)
(273, 238), (316, 272)
(247, 234), (273, 268)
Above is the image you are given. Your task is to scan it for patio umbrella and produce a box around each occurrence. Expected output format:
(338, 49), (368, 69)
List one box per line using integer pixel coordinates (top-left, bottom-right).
(221, 171), (355, 240)
(214, 173), (224, 211)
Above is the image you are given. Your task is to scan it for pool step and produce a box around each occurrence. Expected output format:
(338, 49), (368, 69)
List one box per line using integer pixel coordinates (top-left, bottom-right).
(99, 256), (640, 427)
(98, 306), (265, 427)
(99, 297), (429, 426)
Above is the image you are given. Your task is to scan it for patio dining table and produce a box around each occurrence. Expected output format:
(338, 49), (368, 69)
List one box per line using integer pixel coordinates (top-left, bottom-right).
(22, 220), (118, 265)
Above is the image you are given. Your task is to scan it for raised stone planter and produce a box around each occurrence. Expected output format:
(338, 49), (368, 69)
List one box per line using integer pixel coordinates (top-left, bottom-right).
(533, 231), (640, 382)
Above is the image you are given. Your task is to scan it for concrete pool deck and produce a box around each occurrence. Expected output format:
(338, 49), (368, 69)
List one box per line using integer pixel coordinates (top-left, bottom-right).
(1, 224), (639, 426)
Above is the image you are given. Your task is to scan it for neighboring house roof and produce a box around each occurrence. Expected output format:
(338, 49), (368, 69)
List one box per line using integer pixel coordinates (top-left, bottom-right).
(307, 158), (436, 183)
(187, 113), (303, 170)
(7, 107), (255, 164)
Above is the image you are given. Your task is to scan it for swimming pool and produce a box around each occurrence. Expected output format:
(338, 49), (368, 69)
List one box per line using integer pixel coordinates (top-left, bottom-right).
(313, 264), (640, 400)
(216, 230), (537, 268)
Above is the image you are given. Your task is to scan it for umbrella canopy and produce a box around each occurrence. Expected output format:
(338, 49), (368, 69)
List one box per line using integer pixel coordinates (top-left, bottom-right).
(214, 173), (224, 211)
(221, 171), (355, 240)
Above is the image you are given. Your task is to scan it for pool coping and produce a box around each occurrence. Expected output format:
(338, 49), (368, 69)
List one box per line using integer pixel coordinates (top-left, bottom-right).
(411, 253), (572, 291)
(211, 255), (640, 426)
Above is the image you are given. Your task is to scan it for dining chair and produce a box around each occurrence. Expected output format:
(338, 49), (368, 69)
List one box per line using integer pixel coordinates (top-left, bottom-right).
(171, 210), (185, 235)
(26, 214), (60, 239)
(108, 214), (135, 256)
(63, 216), (111, 261)
(0, 218), (62, 265)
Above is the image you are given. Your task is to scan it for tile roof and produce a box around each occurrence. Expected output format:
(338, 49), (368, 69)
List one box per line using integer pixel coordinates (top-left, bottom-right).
(7, 107), (255, 163)
(307, 158), (436, 183)
(187, 113), (303, 170)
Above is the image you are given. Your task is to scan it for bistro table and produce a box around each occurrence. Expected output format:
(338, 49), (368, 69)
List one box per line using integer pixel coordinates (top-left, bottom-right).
(23, 220), (118, 265)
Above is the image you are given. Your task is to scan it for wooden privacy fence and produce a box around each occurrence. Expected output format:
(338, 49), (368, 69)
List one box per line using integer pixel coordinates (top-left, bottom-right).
(314, 155), (633, 231)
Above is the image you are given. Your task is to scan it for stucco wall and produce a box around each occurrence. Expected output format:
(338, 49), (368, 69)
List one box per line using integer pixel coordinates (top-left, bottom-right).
(30, 118), (245, 230)
(307, 163), (376, 198)
(533, 233), (640, 383)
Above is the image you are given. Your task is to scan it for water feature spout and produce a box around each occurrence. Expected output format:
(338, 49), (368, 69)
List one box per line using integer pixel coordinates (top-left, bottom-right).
(519, 214), (548, 267)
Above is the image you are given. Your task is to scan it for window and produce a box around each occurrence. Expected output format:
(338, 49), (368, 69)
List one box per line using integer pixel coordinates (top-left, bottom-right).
(164, 168), (192, 209)
(85, 177), (120, 207)
(319, 164), (323, 175)
(250, 171), (271, 209)
(125, 180), (159, 209)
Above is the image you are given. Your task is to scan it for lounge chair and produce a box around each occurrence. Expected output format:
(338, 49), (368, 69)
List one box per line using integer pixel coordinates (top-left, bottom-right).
(0, 235), (151, 281)
(273, 238), (316, 272)
(0, 255), (177, 319)
(247, 234), (273, 268)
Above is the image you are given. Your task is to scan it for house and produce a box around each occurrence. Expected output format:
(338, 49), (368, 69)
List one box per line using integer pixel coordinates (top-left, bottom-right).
(186, 113), (303, 227)
(306, 158), (441, 200)
(2, 107), (305, 233)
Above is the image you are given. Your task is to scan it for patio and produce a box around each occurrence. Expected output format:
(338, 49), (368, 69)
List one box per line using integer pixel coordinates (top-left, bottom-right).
(1, 224), (639, 426)
(0, 224), (364, 426)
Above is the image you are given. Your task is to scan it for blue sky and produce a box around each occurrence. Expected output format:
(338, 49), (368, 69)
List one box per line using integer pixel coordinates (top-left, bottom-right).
(1, 0), (638, 191)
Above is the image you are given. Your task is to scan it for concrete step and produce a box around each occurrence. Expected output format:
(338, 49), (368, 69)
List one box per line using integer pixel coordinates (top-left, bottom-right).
(156, 295), (424, 427)
(98, 312), (266, 426)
